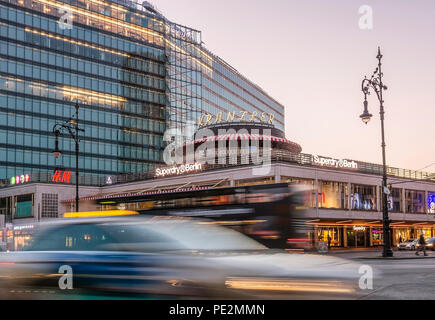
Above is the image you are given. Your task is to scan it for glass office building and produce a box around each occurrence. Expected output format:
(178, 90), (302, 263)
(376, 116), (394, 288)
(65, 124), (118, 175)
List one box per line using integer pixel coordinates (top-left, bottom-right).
(0, 0), (285, 183)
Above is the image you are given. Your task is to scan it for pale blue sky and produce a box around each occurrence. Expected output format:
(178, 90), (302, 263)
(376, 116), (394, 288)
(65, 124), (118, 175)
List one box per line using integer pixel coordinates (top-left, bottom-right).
(155, 0), (435, 172)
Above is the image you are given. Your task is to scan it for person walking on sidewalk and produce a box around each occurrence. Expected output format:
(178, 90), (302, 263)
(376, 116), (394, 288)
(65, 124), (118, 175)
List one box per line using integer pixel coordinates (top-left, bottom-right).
(416, 234), (428, 256)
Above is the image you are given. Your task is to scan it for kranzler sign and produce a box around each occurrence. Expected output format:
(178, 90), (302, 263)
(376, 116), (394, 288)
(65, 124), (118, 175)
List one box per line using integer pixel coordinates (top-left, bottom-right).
(313, 155), (358, 169)
(155, 163), (203, 178)
(198, 111), (275, 128)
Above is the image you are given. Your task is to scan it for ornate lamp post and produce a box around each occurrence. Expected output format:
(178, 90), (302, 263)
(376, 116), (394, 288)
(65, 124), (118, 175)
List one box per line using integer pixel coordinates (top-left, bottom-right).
(52, 103), (85, 213)
(360, 47), (394, 258)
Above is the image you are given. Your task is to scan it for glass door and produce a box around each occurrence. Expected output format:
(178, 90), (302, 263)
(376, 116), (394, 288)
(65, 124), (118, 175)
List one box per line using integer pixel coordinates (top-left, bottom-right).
(347, 230), (356, 247)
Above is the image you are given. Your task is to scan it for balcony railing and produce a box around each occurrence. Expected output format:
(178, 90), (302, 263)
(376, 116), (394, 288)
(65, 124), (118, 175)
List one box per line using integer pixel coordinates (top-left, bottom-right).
(0, 150), (434, 189)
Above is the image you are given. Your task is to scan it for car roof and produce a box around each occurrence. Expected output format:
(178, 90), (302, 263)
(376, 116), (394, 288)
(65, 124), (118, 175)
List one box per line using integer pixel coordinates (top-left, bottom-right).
(35, 216), (204, 228)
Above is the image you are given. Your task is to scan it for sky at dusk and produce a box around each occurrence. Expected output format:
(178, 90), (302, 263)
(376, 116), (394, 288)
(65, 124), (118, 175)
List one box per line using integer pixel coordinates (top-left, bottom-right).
(154, 0), (435, 172)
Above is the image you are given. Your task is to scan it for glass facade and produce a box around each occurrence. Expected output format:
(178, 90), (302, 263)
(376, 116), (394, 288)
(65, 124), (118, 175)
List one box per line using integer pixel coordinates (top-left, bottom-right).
(0, 0), (286, 181)
(202, 56), (285, 131)
(0, 0), (167, 180)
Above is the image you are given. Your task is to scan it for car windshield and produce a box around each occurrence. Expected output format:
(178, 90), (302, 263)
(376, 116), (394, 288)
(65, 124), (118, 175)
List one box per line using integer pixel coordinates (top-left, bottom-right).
(22, 221), (267, 252)
(136, 222), (268, 251)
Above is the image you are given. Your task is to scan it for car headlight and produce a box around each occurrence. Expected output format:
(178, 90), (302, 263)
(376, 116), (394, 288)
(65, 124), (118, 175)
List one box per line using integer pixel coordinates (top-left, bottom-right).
(225, 278), (355, 294)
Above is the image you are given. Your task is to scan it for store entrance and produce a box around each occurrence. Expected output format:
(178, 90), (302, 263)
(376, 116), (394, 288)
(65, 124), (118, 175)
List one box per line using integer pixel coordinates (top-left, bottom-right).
(347, 229), (368, 248)
(356, 231), (366, 247)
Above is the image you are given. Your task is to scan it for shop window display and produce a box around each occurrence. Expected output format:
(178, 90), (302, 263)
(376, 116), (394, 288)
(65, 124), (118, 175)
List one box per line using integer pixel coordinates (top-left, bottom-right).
(388, 188), (403, 212)
(405, 190), (425, 214)
(318, 181), (348, 210)
(281, 177), (316, 208)
(351, 184), (377, 211)
(428, 192), (435, 214)
(371, 228), (384, 246)
(316, 227), (343, 248)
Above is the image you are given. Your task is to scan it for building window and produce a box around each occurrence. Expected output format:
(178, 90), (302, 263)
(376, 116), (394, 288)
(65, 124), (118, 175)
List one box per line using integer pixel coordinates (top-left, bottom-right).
(388, 188), (403, 213)
(281, 177), (315, 208)
(350, 184), (377, 211)
(15, 194), (33, 218)
(235, 177), (275, 187)
(405, 190), (425, 214)
(42, 193), (58, 219)
(318, 181), (348, 210)
(371, 228), (384, 246)
(316, 226), (343, 247)
(428, 192), (435, 214)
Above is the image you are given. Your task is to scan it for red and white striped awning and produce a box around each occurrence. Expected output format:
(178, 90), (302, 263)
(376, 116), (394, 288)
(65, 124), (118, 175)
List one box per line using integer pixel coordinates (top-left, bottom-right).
(61, 186), (211, 204)
(190, 134), (294, 144)
(185, 134), (302, 153)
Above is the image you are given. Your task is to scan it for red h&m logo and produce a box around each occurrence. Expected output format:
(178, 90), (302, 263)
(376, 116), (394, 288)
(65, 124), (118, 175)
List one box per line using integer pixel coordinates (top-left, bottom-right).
(52, 171), (72, 183)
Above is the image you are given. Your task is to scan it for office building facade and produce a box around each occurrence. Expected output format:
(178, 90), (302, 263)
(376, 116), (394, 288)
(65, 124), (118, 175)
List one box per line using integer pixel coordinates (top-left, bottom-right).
(0, 0), (285, 184)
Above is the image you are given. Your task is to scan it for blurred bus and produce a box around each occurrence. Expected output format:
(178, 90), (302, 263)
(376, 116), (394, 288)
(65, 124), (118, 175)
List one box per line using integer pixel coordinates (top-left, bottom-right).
(96, 183), (314, 251)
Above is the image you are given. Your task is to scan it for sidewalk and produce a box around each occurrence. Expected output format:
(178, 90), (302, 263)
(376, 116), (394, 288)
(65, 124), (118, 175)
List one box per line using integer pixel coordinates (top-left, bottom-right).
(327, 249), (435, 260)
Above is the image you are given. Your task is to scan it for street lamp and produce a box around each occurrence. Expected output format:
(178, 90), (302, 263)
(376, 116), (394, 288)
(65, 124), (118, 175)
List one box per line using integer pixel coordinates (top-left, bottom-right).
(360, 47), (394, 258)
(52, 103), (85, 213)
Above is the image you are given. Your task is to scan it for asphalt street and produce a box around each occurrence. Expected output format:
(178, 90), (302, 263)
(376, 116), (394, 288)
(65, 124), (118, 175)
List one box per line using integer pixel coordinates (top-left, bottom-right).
(330, 250), (435, 300)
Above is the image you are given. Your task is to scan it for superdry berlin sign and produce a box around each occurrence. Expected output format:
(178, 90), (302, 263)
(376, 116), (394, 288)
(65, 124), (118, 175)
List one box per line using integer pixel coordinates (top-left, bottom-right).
(155, 163), (203, 178)
(313, 155), (358, 169)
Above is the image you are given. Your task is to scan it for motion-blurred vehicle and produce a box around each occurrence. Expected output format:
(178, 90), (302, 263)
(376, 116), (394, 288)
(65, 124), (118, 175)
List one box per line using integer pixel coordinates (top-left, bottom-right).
(0, 216), (363, 300)
(95, 183), (315, 251)
(416, 237), (435, 251)
(397, 239), (418, 251)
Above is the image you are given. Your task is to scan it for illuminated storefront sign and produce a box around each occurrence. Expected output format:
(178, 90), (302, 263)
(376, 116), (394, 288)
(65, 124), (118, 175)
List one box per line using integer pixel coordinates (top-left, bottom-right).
(155, 163), (203, 178)
(13, 225), (34, 231)
(10, 174), (30, 185)
(313, 155), (358, 169)
(52, 170), (72, 183)
(198, 111), (275, 128)
(353, 226), (367, 232)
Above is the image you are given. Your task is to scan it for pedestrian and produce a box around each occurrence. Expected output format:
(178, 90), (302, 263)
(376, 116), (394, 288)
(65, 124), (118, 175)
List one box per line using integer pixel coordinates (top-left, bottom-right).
(399, 236), (403, 244)
(327, 235), (332, 249)
(416, 234), (428, 256)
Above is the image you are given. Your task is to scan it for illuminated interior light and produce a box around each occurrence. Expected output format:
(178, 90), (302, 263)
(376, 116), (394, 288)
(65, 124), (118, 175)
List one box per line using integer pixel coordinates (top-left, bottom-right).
(35, 0), (162, 40)
(164, 39), (213, 73)
(25, 27), (129, 57)
(61, 86), (127, 106)
(87, 0), (127, 12)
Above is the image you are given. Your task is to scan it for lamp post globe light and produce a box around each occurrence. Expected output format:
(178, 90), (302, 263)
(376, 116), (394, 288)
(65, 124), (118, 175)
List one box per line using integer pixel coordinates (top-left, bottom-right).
(360, 47), (394, 258)
(52, 103), (85, 213)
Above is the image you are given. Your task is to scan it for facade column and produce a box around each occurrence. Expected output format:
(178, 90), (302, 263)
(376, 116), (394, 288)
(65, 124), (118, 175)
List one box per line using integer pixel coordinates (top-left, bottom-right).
(343, 227), (348, 248)
(402, 188), (407, 214)
(425, 191), (428, 214)
(377, 185), (381, 213)
(275, 165), (281, 184)
(11, 196), (16, 222)
(230, 178), (235, 187)
(315, 177), (319, 216)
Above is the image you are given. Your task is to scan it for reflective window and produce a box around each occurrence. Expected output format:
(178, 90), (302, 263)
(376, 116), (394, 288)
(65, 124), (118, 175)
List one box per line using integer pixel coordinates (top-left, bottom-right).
(319, 181), (349, 210)
(388, 188), (403, 213)
(351, 184), (377, 211)
(405, 190), (425, 214)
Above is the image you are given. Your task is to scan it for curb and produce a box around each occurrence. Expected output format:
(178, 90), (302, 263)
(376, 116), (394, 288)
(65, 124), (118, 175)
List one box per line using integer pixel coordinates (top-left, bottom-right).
(355, 256), (435, 260)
